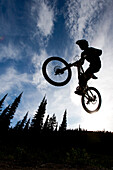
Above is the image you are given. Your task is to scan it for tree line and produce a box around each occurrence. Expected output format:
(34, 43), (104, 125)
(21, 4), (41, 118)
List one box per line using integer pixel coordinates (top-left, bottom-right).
(0, 93), (67, 136)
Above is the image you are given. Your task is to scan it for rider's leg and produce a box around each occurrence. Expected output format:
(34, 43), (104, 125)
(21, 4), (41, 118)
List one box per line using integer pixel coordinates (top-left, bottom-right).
(75, 66), (100, 95)
(84, 65), (101, 81)
(79, 67), (93, 88)
(80, 65), (100, 86)
(75, 73), (89, 95)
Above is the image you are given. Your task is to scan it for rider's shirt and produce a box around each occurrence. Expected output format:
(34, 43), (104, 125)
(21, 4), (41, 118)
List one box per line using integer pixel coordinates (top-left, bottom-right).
(81, 47), (102, 69)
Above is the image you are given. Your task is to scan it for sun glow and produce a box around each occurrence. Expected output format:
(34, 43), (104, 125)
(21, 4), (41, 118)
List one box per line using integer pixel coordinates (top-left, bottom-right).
(70, 78), (113, 132)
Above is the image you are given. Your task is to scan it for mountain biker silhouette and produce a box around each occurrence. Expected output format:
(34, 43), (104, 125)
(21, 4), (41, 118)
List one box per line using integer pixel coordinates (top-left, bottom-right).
(42, 43), (102, 113)
(75, 39), (102, 95)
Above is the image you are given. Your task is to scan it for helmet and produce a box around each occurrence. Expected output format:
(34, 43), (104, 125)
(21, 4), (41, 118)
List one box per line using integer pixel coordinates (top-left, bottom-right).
(76, 39), (89, 50)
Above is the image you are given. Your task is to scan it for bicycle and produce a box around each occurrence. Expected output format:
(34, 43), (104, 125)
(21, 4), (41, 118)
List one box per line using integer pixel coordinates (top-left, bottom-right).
(42, 56), (101, 113)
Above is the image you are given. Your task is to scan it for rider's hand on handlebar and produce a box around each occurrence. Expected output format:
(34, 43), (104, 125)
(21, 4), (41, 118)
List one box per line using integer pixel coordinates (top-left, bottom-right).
(74, 59), (84, 66)
(74, 60), (82, 67)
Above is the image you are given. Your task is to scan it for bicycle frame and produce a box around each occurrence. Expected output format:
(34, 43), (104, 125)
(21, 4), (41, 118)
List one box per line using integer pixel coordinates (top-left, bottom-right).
(56, 61), (85, 85)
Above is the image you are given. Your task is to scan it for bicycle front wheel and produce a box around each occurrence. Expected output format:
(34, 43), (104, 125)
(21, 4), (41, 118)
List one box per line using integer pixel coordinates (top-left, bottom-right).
(81, 87), (101, 113)
(42, 57), (72, 86)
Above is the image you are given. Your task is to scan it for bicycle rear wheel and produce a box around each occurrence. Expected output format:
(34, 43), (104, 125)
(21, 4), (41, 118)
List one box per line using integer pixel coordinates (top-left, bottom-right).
(42, 57), (72, 86)
(81, 87), (101, 113)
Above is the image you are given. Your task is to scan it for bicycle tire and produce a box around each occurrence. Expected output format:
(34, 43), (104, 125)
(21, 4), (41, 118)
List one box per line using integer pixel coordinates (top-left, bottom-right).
(42, 57), (72, 86)
(81, 87), (101, 113)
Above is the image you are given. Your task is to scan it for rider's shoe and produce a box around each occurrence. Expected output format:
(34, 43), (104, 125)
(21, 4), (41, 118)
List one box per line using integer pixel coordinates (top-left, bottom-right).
(92, 74), (98, 79)
(74, 86), (83, 95)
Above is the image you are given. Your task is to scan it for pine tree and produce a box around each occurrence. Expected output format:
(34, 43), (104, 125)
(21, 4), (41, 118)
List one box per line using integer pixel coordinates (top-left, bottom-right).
(43, 115), (49, 131)
(0, 105), (10, 133)
(24, 118), (30, 132)
(48, 114), (57, 131)
(59, 110), (67, 132)
(13, 120), (21, 130)
(18, 112), (28, 131)
(0, 105), (10, 118)
(5, 92), (23, 131)
(55, 122), (58, 131)
(0, 94), (8, 113)
(30, 96), (47, 133)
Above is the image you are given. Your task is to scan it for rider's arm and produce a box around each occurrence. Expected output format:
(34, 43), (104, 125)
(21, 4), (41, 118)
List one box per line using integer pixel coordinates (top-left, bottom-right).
(72, 52), (86, 67)
(80, 51), (87, 65)
(79, 58), (84, 65)
(72, 58), (84, 67)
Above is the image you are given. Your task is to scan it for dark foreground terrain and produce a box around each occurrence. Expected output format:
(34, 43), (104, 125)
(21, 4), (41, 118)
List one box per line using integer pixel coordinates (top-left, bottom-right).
(0, 161), (109, 170)
(0, 130), (113, 169)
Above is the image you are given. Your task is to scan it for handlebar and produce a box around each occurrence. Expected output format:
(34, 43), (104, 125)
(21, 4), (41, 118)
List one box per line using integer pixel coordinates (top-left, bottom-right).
(68, 60), (83, 67)
(68, 60), (85, 74)
(54, 59), (84, 75)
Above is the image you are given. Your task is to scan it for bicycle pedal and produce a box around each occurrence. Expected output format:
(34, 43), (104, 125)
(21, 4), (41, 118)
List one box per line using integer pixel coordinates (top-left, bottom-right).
(74, 91), (83, 95)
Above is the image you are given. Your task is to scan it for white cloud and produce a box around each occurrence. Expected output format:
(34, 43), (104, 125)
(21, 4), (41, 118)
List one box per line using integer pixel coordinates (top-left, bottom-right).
(31, 0), (56, 42)
(32, 49), (49, 91)
(0, 43), (21, 61)
(64, 0), (109, 40)
(37, 1), (55, 37)
(0, 67), (32, 93)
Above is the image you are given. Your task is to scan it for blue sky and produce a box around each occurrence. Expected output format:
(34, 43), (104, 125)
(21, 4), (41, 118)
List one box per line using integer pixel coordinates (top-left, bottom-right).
(0, 0), (113, 131)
